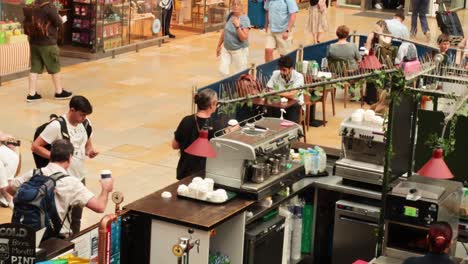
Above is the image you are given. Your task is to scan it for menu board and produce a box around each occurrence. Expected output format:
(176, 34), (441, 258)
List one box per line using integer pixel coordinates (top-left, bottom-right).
(0, 223), (35, 264)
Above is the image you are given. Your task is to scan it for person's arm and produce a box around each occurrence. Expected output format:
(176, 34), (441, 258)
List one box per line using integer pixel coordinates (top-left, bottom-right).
(31, 136), (52, 159)
(365, 32), (374, 51)
(216, 30), (224, 57)
(6, 170), (33, 196)
(235, 26), (249, 42)
(86, 178), (113, 213)
(355, 44), (362, 61)
(47, 4), (63, 28)
(172, 139), (180, 150)
(85, 138), (99, 158)
(280, 72), (304, 99)
(31, 121), (61, 159)
(282, 13), (296, 40)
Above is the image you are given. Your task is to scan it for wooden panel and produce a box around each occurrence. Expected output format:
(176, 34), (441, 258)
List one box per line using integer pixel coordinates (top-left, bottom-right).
(124, 176), (254, 230)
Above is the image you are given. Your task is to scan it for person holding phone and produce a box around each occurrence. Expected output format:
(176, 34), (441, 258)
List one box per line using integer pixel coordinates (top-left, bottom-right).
(216, 0), (251, 76)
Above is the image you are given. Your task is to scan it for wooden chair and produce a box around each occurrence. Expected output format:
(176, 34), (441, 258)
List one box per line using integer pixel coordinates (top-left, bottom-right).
(326, 57), (364, 108)
(301, 85), (330, 130)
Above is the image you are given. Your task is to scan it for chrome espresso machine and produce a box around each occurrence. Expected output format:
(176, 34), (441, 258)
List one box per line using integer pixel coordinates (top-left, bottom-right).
(335, 116), (386, 187)
(371, 175), (462, 264)
(206, 117), (304, 200)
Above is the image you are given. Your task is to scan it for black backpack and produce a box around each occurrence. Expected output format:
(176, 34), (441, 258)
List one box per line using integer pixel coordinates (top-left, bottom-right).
(33, 115), (92, 168)
(23, 1), (51, 38)
(12, 169), (69, 241)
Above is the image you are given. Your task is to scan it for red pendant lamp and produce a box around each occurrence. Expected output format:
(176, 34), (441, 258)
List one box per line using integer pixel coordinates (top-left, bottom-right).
(418, 148), (453, 179)
(184, 130), (216, 158)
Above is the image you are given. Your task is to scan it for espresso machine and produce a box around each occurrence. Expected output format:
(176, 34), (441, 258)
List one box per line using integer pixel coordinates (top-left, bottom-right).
(205, 117), (304, 200)
(371, 175), (462, 264)
(335, 116), (386, 187)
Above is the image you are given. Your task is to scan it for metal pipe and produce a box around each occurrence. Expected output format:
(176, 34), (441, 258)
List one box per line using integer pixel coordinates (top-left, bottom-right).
(98, 214), (117, 264)
(217, 69), (398, 105)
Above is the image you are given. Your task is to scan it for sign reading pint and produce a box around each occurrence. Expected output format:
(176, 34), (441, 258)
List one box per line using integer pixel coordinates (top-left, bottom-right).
(0, 223), (35, 264)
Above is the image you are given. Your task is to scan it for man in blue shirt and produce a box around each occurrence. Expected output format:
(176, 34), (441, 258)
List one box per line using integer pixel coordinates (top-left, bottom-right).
(264, 0), (299, 62)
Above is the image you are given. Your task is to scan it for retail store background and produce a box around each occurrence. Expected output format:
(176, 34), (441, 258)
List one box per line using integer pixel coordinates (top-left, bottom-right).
(0, 5), (466, 230)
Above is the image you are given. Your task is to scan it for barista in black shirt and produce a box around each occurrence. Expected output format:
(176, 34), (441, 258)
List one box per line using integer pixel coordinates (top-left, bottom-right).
(172, 89), (218, 180)
(403, 221), (456, 264)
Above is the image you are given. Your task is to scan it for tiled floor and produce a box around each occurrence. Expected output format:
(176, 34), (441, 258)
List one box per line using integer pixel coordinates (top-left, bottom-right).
(0, 6), (466, 229)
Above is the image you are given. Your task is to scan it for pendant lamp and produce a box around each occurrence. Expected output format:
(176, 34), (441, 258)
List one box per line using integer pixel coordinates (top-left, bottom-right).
(418, 148), (453, 179)
(184, 130), (216, 158)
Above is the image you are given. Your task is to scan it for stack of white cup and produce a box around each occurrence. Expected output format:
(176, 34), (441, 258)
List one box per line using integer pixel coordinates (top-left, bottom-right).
(177, 177), (227, 202)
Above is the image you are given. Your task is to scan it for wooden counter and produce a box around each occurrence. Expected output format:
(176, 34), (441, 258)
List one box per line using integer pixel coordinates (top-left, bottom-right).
(124, 176), (255, 231)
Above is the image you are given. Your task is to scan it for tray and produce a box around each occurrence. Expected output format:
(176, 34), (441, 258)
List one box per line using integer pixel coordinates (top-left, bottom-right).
(305, 170), (329, 177)
(177, 190), (237, 204)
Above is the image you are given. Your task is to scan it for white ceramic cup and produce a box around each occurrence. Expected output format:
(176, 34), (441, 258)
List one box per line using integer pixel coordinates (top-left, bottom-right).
(204, 178), (214, 192)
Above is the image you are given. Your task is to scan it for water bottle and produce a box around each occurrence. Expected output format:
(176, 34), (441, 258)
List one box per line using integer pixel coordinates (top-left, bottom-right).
(310, 150), (319, 175)
(314, 146), (327, 172)
(312, 61), (319, 76)
(291, 206), (303, 261)
(304, 150), (312, 175)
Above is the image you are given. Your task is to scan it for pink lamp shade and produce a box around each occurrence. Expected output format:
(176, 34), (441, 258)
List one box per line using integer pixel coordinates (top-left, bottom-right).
(418, 148), (454, 179)
(184, 130), (216, 158)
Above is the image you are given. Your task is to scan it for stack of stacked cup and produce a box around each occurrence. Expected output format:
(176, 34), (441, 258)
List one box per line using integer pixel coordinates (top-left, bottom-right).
(177, 177), (228, 203)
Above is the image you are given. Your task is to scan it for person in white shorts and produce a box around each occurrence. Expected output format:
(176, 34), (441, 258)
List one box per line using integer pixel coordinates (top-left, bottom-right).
(264, 0), (299, 62)
(216, 0), (251, 76)
(32, 95), (98, 234)
(0, 130), (20, 208)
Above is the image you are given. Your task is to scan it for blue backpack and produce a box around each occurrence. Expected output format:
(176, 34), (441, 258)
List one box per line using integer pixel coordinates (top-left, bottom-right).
(12, 169), (69, 240)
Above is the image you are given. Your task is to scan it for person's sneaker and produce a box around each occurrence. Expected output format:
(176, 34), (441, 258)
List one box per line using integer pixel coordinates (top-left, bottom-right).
(0, 194), (9, 208)
(424, 31), (431, 41)
(54, 90), (73, 100)
(374, 3), (383, 9)
(396, 4), (403, 9)
(26, 93), (43, 102)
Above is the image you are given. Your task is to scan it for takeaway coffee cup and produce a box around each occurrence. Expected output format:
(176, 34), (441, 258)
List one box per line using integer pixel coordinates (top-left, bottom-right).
(101, 169), (112, 179)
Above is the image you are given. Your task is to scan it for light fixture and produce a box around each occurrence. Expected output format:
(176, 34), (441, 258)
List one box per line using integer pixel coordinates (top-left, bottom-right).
(184, 130), (216, 158)
(418, 148), (453, 179)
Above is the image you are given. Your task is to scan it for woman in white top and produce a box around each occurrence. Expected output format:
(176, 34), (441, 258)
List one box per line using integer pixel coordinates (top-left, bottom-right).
(0, 130), (20, 208)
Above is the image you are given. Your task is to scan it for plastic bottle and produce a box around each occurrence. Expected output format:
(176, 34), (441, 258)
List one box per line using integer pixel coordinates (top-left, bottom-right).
(291, 205), (303, 261)
(304, 150), (312, 175)
(310, 149), (319, 175)
(314, 146), (327, 172)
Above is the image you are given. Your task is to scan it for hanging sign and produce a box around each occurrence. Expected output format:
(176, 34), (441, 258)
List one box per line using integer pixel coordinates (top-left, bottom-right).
(0, 223), (35, 264)
(152, 19), (161, 34)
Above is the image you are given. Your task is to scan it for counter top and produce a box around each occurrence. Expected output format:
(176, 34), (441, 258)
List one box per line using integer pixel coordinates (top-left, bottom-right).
(124, 176), (255, 230)
(314, 175), (382, 200)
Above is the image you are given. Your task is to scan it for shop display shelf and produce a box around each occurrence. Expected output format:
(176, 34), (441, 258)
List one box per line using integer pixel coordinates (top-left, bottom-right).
(245, 177), (314, 225)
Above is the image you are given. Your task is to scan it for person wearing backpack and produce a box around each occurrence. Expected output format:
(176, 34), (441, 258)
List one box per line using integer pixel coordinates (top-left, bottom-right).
(8, 139), (113, 240)
(23, 0), (72, 102)
(31, 95), (98, 234)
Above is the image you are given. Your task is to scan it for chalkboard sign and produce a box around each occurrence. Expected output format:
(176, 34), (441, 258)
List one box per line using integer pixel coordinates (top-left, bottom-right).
(0, 223), (35, 264)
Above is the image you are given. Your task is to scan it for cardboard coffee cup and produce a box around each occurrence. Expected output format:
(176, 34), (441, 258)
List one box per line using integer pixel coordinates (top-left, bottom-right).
(101, 169), (112, 179)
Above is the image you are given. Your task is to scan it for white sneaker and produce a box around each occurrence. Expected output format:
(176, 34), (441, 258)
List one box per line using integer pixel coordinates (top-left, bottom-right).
(0, 194), (9, 208)
(375, 3), (383, 9)
(396, 4), (403, 9)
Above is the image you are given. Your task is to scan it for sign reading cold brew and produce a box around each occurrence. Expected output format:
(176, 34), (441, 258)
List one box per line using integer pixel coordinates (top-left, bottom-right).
(0, 223), (35, 264)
